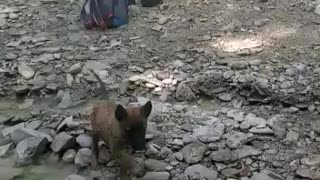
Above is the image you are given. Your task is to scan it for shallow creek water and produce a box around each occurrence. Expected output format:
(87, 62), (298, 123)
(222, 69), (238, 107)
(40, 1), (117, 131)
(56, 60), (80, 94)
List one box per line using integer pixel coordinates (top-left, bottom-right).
(0, 96), (217, 180)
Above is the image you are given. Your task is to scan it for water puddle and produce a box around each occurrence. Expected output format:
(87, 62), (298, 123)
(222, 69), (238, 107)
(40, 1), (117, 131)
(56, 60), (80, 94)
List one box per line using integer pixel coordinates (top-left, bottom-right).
(0, 156), (75, 180)
(195, 97), (218, 112)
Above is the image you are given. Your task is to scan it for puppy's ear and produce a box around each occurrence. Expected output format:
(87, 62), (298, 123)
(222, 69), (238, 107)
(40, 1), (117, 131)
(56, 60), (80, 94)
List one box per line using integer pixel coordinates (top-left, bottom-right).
(115, 104), (128, 121)
(142, 101), (152, 118)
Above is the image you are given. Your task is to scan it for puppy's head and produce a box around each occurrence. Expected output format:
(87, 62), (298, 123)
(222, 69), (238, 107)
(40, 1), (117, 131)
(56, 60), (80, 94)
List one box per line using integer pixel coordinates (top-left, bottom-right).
(114, 101), (152, 150)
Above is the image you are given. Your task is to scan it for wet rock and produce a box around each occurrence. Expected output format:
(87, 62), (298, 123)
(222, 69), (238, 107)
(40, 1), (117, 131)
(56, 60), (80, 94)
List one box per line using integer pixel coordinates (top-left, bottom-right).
(210, 150), (238, 163)
(245, 113), (267, 128)
(62, 149), (77, 163)
(76, 134), (92, 148)
(18, 63), (35, 80)
(0, 167), (23, 180)
(301, 155), (320, 166)
(14, 86), (30, 96)
(74, 148), (91, 167)
(2, 123), (25, 137)
(145, 159), (167, 171)
(65, 174), (86, 180)
(184, 164), (218, 180)
(181, 141), (208, 164)
(235, 146), (262, 159)
(221, 168), (240, 178)
(11, 111), (32, 123)
(15, 137), (49, 165)
(226, 131), (247, 149)
(68, 63), (82, 75)
(296, 167), (320, 179)
(50, 132), (76, 153)
(195, 123), (225, 143)
(138, 171), (170, 180)
(175, 83), (196, 102)
(249, 172), (278, 180)
(0, 143), (14, 158)
(10, 128), (52, 144)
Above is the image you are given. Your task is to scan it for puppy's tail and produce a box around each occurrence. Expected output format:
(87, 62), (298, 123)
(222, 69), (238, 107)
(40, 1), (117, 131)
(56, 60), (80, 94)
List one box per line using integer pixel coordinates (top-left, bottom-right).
(88, 68), (108, 96)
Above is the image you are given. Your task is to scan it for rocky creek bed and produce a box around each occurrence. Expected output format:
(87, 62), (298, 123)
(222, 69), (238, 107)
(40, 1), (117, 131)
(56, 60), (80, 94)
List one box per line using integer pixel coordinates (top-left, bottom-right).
(1, 0), (320, 179)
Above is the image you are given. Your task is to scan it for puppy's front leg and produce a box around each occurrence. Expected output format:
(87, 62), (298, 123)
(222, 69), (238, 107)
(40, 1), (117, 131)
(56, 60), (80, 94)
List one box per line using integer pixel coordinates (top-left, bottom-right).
(91, 134), (99, 170)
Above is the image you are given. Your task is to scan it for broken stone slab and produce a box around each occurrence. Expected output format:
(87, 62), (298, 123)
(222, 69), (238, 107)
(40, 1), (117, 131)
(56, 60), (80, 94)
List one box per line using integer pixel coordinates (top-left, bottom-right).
(74, 148), (91, 167)
(195, 123), (225, 143)
(184, 164), (218, 180)
(2, 123), (25, 137)
(10, 127), (52, 144)
(15, 136), (49, 165)
(181, 141), (208, 164)
(0, 143), (14, 158)
(50, 132), (76, 153)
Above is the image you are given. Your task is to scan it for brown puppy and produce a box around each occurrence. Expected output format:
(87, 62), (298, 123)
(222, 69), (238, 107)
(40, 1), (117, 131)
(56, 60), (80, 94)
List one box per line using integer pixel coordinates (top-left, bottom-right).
(90, 101), (152, 180)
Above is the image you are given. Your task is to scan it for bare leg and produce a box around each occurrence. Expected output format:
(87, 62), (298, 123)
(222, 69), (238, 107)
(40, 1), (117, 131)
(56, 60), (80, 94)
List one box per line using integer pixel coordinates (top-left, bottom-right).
(91, 134), (99, 170)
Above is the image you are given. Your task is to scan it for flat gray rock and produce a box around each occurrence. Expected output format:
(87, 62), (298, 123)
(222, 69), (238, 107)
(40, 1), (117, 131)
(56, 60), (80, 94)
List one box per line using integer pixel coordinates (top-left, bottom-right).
(181, 141), (208, 164)
(74, 148), (91, 167)
(15, 136), (49, 165)
(184, 164), (218, 180)
(50, 132), (76, 153)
